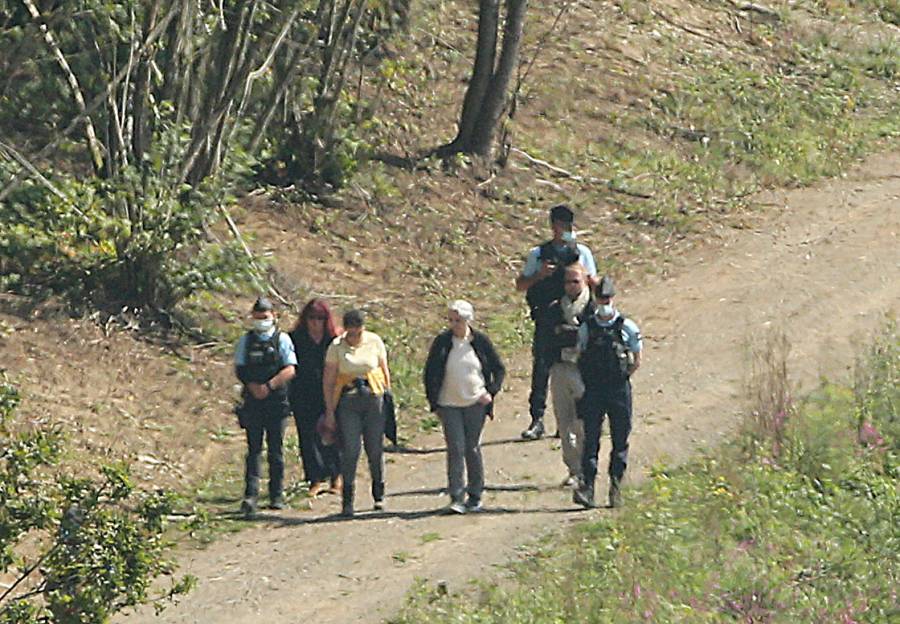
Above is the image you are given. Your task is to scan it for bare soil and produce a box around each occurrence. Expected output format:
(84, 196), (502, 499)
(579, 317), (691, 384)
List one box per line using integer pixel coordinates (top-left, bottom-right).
(114, 153), (899, 623)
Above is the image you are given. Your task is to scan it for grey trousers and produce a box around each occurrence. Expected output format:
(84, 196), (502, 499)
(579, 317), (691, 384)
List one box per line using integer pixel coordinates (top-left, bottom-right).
(550, 361), (585, 477)
(437, 403), (487, 503)
(337, 393), (385, 503)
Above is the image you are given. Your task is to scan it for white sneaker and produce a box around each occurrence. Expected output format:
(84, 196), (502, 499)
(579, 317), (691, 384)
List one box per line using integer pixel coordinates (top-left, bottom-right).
(448, 501), (467, 515)
(560, 474), (578, 488)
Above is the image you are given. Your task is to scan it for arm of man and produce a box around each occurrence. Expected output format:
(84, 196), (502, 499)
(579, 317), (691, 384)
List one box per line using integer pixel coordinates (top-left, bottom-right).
(623, 318), (643, 375)
(515, 247), (554, 292)
(580, 246), (600, 288)
(266, 365), (296, 391)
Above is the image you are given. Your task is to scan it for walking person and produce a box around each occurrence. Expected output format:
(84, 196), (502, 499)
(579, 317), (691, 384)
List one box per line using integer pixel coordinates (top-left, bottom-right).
(322, 309), (392, 517)
(424, 300), (506, 514)
(288, 298), (342, 498)
(542, 264), (593, 487)
(515, 204), (598, 440)
(573, 277), (642, 509)
(234, 297), (297, 516)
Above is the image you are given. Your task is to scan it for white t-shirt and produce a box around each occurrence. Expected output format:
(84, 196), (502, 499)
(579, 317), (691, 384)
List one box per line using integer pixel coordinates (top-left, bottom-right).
(438, 335), (487, 408)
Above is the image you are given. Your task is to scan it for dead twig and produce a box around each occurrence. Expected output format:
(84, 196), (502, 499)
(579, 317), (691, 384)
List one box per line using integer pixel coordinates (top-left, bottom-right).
(510, 147), (654, 199)
(218, 205), (291, 307)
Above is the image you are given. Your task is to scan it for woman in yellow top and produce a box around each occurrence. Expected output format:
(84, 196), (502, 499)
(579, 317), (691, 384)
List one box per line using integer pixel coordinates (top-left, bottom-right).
(323, 309), (392, 517)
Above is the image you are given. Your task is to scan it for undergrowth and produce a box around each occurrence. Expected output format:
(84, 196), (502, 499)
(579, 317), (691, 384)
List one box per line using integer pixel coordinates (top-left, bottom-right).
(392, 322), (899, 623)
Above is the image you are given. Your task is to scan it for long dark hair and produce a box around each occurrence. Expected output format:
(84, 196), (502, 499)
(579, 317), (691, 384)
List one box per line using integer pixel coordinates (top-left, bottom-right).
(293, 298), (338, 339)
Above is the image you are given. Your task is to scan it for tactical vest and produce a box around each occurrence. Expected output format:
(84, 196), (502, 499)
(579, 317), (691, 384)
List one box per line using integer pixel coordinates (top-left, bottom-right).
(525, 241), (581, 321)
(579, 315), (630, 383)
(242, 331), (287, 397)
(544, 299), (592, 362)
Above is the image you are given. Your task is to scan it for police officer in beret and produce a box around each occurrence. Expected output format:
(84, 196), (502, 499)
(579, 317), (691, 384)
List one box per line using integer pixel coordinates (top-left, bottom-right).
(515, 204), (599, 440)
(234, 297), (297, 516)
(573, 277), (642, 509)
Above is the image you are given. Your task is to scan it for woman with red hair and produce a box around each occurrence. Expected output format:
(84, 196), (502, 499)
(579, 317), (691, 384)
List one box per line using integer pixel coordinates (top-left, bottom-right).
(289, 298), (341, 497)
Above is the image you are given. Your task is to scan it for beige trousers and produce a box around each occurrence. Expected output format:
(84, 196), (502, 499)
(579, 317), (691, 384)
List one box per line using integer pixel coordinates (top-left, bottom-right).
(550, 361), (585, 477)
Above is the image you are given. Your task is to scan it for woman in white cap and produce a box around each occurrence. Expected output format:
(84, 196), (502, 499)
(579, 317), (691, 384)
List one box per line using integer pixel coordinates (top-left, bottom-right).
(423, 300), (506, 513)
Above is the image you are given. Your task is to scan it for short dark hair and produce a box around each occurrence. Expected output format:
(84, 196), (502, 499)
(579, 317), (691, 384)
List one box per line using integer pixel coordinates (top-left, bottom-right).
(343, 309), (365, 328)
(549, 204), (574, 224)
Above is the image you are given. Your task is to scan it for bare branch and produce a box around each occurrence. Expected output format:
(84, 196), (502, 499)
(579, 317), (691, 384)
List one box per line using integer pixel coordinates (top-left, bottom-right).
(22, 0), (105, 173)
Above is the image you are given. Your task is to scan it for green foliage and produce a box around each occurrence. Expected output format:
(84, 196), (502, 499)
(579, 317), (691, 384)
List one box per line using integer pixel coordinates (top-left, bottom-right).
(0, 376), (192, 622)
(0, 170), (253, 309)
(393, 326), (899, 623)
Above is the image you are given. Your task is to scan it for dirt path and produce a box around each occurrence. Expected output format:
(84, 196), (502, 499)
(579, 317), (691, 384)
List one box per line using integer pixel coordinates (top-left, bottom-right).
(121, 153), (899, 624)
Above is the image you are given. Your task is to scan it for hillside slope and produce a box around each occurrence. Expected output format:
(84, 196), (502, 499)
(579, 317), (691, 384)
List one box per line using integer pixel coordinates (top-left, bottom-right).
(116, 151), (899, 624)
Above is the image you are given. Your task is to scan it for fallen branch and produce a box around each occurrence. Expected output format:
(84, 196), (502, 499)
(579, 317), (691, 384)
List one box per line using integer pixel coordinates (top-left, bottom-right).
(218, 205), (291, 307)
(509, 147), (654, 199)
(736, 2), (781, 21)
(649, 7), (732, 48)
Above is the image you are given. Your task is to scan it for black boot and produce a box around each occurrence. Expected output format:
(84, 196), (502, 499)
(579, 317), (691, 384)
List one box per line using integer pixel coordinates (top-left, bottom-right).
(573, 480), (596, 509)
(608, 479), (623, 509)
(341, 483), (355, 518)
(372, 481), (385, 511)
(521, 419), (545, 440)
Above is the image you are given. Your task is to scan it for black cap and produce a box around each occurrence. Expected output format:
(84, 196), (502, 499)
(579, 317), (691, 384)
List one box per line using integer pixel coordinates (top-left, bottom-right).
(252, 296), (273, 313)
(343, 309), (365, 328)
(595, 276), (616, 298)
(549, 204), (574, 224)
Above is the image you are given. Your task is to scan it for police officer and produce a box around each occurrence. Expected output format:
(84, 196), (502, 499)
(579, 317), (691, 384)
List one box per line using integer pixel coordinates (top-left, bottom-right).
(573, 277), (642, 509)
(542, 264), (593, 486)
(234, 297), (297, 516)
(515, 204), (598, 440)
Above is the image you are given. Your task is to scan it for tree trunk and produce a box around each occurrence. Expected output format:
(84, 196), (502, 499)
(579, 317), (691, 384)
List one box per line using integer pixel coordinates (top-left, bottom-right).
(449, 0), (499, 152)
(468, 0), (527, 156)
(443, 0), (526, 158)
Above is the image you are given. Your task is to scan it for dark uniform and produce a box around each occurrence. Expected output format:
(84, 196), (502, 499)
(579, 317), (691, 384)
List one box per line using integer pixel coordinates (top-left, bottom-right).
(520, 204), (598, 440)
(525, 240), (582, 434)
(235, 312), (297, 512)
(574, 278), (642, 508)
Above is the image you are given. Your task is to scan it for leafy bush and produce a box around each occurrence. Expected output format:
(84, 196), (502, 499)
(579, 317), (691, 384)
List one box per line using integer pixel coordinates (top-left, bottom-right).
(0, 375), (194, 622)
(0, 170), (253, 310)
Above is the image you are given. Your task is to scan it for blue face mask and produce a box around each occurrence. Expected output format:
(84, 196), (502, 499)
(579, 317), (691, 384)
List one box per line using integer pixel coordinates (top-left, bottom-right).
(598, 304), (615, 318)
(253, 318), (274, 333)
(561, 230), (577, 245)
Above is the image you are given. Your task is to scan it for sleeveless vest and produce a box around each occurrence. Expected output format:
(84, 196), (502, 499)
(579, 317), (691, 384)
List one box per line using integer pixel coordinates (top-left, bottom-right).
(579, 315), (630, 383)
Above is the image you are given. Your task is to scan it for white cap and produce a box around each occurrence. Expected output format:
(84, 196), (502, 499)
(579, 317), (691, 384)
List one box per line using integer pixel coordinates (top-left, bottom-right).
(448, 299), (474, 322)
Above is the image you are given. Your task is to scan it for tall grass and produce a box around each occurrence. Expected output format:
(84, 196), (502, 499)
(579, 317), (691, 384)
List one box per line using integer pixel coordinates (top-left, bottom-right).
(392, 324), (899, 623)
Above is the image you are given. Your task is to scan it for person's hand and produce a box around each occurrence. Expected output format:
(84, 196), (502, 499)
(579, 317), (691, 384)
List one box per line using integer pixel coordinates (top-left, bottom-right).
(324, 412), (336, 428)
(477, 393), (493, 406)
(248, 382), (268, 400)
(537, 260), (556, 279)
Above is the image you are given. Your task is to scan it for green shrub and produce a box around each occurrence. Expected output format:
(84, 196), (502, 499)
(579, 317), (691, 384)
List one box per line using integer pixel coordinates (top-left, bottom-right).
(0, 375), (194, 622)
(0, 170), (253, 310)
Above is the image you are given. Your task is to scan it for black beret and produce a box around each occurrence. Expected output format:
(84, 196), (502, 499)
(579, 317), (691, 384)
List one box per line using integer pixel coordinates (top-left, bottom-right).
(595, 276), (616, 298)
(252, 296), (274, 312)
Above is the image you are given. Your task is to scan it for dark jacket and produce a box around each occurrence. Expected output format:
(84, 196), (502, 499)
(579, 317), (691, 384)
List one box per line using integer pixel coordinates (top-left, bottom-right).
(423, 329), (506, 415)
(288, 328), (334, 416)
